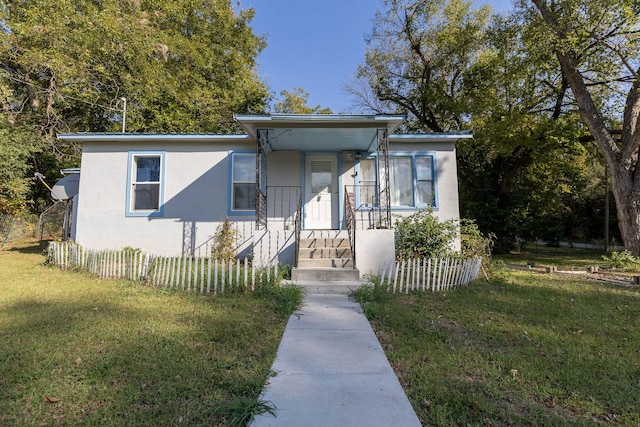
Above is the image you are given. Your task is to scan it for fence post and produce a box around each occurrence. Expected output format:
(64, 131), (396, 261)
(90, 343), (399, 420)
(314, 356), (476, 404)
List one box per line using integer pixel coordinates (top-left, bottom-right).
(392, 260), (399, 293)
(214, 259), (219, 295)
(1, 217), (14, 248)
(206, 257), (212, 294)
(243, 258), (248, 290)
(187, 256), (193, 291)
(236, 258), (241, 288)
(143, 253), (150, 281)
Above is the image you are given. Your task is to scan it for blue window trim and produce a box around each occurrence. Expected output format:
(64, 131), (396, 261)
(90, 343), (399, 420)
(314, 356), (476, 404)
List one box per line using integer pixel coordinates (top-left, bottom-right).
(228, 150), (257, 216)
(356, 152), (438, 211)
(126, 151), (166, 217)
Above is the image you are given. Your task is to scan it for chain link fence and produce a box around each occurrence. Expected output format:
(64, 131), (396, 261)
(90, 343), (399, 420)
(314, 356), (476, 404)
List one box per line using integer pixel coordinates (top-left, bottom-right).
(0, 214), (39, 247)
(38, 201), (68, 241)
(0, 200), (71, 248)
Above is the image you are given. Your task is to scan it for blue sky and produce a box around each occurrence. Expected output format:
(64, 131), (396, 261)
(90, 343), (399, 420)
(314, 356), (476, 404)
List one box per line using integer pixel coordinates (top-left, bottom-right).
(242, 0), (514, 113)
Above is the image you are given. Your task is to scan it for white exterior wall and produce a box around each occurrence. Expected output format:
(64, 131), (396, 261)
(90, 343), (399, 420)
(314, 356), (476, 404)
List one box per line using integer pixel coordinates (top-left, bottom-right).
(355, 229), (395, 276)
(388, 141), (460, 223)
(75, 141), (302, 259)
(73, 137), (461, 262)
(76, 141), (247, 256)
(388, 141), (461, 252)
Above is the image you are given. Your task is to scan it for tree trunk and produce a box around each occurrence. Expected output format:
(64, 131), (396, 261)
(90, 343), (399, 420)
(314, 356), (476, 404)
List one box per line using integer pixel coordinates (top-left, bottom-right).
(559, 50), (640, 254)
(532, 0), (640, 255)
(609, 168), (640, 254)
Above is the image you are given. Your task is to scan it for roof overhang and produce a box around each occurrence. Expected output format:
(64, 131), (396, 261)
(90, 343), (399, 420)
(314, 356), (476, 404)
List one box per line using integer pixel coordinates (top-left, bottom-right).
(388, 132), (473, 143)
(57, 115), (473, 149)
(234, 113), (407, 152)
(56, 133), (251, 143)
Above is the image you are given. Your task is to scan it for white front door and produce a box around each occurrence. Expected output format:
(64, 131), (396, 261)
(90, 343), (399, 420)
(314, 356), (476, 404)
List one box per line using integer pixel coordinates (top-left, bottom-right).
(304, 155), (338, 229)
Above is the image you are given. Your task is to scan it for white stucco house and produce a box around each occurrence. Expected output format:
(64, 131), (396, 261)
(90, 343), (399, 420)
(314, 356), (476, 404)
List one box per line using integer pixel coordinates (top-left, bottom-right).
(57, 113), (471, 280)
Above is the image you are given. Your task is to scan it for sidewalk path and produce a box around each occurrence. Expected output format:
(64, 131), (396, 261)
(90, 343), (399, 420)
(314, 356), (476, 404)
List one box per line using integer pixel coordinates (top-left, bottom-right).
(251, 293), (422, 426)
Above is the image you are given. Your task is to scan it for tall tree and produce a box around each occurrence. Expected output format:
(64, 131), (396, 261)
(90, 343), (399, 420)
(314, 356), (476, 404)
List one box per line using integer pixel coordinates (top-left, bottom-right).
(528, 0), (640, 254)
(352, 0), (491, 132)
(350, 0), (593, 250)
(458, 10), (597, 250)
(1, 0), (268, 136)
(0, 0), (269, 213)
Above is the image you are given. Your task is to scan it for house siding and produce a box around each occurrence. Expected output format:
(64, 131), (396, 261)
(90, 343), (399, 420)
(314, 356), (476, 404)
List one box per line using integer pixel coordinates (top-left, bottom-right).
(389, 141), (460, 224)
(75, 141), (304, 259)
(76, 141), (249, 256)
(71, 135), (462, 260)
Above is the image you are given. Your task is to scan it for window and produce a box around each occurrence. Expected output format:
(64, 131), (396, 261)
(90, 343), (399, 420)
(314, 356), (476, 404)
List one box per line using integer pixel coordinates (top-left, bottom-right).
(127, 151), (165, 216)
(415, 156), (433, 205)
(359, 153), (435, 209)
(310, 160), (332, 193)
(231, 152), (256, 212)
(389, 156), (414, 206)
(358, 158), (377, 206)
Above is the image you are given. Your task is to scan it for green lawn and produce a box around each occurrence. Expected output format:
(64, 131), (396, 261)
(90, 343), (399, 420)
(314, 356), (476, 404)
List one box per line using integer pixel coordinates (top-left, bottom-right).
(355, 264), (640, 426)
(0, 240), (298, 426)
(5, 240), (640, 426)
(495, 243), (638, 272)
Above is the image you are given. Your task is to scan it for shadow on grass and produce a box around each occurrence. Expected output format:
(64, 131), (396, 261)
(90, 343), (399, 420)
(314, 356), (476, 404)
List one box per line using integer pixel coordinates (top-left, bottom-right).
(0, 282), (285, 426)
(3, 238), (49, 255)
(363, 272), (640, 425)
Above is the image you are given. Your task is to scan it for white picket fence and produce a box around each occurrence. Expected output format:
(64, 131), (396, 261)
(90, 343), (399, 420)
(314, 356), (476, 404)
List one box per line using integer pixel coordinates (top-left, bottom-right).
(47, 241), (281, 294)
(379, 257), (483, 293)
(47, 241), (482, 295)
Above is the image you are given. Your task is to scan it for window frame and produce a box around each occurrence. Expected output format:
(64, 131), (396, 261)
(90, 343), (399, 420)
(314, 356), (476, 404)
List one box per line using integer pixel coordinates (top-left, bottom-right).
(228, 150), (257, 216)
(356, 152), (438, 210)
(126, 151), (166, 217)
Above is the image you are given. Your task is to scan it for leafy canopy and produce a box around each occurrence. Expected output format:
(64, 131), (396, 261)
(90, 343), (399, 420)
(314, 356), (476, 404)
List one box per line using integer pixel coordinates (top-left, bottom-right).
(0, 0), (270, 214)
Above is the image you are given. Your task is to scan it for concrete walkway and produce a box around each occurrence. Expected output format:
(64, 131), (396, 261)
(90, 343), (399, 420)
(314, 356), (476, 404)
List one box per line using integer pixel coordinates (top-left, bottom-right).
(251, 293), (422, 427)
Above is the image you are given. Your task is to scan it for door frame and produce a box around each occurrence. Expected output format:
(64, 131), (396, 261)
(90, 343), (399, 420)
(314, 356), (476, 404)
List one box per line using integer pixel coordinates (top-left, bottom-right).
(302, 153), (340, 230)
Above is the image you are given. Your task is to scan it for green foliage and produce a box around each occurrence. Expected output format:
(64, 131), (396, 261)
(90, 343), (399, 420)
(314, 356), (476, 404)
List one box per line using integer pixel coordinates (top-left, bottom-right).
(211, 219), (237, 262)
(353, 0), (623, 252)
(600, 251), (640, 271)
(525, 0), (640, 254)
(353, 0), (491, 131)
(351, 278), (395, 319)
(0, 124), (42, 214)
(1, 0), (268, 134)
(255, 282), (304, 317)
(212, 398), (276, 426)
(459, 218), (494, 259)
(0, 0), (269, 214)
(121, 246), (141, 255)
(273, 87), (333, 114)
(395, 212), (494, 260)
(394, 211), (458, 259)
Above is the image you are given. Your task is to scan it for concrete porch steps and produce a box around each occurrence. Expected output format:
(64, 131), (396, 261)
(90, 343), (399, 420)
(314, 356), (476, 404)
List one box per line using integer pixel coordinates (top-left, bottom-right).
(293, 230), (359, 283)
(286, 280), (367, 295)
(291, 267), (360, 282)
(297, 258), (354, 268)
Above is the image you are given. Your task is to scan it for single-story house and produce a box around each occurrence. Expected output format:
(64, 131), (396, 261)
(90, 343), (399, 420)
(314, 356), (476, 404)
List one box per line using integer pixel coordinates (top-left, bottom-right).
(57, 113), (472, 280)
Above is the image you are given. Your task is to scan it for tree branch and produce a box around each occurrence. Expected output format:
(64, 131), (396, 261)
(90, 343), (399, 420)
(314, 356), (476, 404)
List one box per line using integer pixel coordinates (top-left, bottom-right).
(531, 0), (621, 167)
(622, 73), (640, 175)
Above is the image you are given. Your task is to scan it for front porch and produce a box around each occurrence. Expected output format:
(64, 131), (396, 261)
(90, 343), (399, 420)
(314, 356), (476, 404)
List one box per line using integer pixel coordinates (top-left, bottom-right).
(235, 113), (403, 280)
(251, 183), (397, 281)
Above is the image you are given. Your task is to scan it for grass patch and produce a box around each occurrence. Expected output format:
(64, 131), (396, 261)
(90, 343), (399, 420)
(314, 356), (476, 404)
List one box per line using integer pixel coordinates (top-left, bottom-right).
(358, 265), (640, 425)
(0, 240), (300, 426)
(494, 244), (614, 270)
